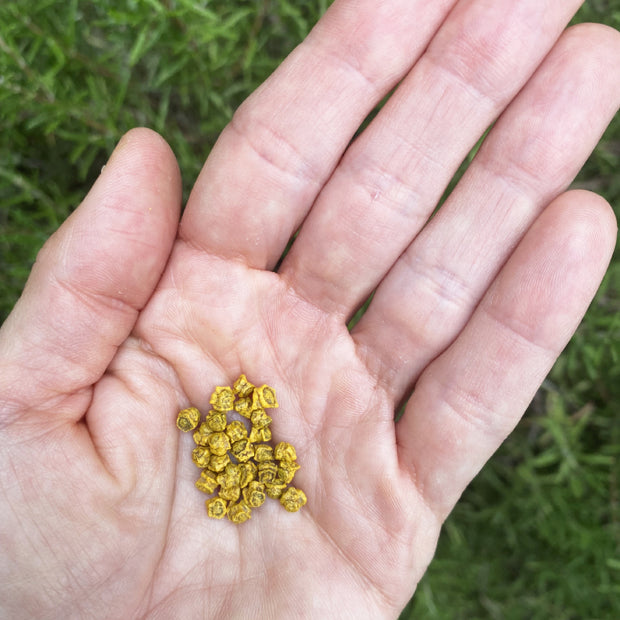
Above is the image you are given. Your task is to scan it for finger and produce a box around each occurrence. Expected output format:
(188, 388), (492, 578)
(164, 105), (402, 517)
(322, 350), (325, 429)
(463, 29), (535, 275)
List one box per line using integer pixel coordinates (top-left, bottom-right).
(0, 128), (182, 425)
(352, 23), (620, 401)
(279, 0), (584, 317)
(180, 0), (458, 268)
(396, 190), (616, 521)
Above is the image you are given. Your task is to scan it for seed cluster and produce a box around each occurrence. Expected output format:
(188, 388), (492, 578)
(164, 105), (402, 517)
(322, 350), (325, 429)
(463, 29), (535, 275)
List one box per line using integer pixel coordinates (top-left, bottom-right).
(176, 375), (306, 523)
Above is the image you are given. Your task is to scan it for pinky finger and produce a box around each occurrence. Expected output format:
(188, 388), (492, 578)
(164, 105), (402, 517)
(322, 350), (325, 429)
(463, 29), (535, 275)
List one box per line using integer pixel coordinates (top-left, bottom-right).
(397, 190), (617, 521)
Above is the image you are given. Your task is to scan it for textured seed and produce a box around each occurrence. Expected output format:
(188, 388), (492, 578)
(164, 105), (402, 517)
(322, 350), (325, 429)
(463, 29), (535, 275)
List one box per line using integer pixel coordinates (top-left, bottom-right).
(243, 481), (266, 508)
(277, 460), (300, 485)
(248, 425), (272, 443)
(208, 431), (231, 456)
(233, 374), (255, 398)
(191, 446), (211, 468)
(280, 487), (307, 513)
(265, 482), (287, 499)
(233, 396), (253, 418)
(228, 500), (252, 524)
(253, 385), (279, 409)
(206, 497), (228, 519)
(217, 463), (241, 488)
(274, 441), (297, 462)
(210, 386), (235, 411)
(193, 422), (212, 446)
(257, 461), (278, 484)
(225, 420), (247, 443)
(253, 444), (274, 462)
(218, 484), (241, 502)
(176, 407), (201, 432)
(238, 462), (257, 488)
(250, 408), (272, 430)
(196, 470), (219, 494)
(231, 439), (255, 462)
(205, 411), (228, 432)
(208, 453), (231, 473)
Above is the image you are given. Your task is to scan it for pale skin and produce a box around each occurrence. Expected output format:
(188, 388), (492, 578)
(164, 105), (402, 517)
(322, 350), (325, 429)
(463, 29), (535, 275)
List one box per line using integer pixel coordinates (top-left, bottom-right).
(1, 0), (619, 618)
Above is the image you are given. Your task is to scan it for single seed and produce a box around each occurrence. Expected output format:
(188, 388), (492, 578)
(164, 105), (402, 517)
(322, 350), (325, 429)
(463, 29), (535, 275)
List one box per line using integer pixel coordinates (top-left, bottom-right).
(250, 408), (272, 430)
(280, 487), (307, 513)
(277, 460), (300, 485)
(233, 374), (255, 398)
(210, 386), (235, 411)
(253, 444), (274, 462)
(176, 407), (201, 432)
(208, 431), (231, 456)
(206, 497), (228, 519)
(228, 500), (252, 524)
(191, 446), (211, 468)
(205, 411), (228, 432)
(196, 470), (219, 494)
(253, 385), (279, 409)
(243, 481), (266, 508)
(225, 420), (247, 443)
(274, 441), (297, 462)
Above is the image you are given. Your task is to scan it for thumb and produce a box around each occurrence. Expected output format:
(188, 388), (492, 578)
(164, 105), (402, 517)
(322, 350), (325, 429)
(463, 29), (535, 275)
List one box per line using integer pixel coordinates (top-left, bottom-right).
(0, 128), (181, 426)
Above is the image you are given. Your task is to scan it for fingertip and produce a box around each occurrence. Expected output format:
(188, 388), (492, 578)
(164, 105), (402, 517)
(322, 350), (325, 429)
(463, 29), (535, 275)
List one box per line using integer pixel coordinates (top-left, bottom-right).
(563, 21), (620, 60)
(556, 22), (620, 101)
(547, 189), (617, 273)
(103, 127), (182, 206)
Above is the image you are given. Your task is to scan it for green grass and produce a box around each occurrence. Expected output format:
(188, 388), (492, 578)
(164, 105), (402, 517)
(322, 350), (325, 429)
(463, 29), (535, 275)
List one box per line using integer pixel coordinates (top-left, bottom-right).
(1, 2), (619, 618)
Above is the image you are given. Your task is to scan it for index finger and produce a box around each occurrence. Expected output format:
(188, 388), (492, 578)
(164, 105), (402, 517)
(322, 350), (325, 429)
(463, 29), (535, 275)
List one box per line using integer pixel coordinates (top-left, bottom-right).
(180, 0), (458, 268)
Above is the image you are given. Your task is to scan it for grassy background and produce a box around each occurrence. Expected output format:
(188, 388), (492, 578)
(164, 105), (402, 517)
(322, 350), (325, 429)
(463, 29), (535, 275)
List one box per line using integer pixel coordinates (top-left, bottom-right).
(1, 1), (618, 618)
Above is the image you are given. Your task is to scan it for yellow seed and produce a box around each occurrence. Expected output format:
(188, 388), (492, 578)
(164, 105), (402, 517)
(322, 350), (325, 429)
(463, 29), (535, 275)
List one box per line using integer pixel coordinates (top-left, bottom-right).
(250, 408), (272, 430)
(205, 411), (228, 432)
(248, 425), (272, 443)
(274, 441), (297, 462)
(231, 439), (255, 463)
(218, 484), (241, 502)
(265, 482), (287, 499)
(210, 386), (235, 411)
(253, 443), (274, 462)
(193, 422), (212, 446)
(257, 461), (278, 484)
(277, 460), (300, 485)
(191, 446), (211, 468)
(217, 463), (241, 489)
(176, 407), (201, 432)
(253, 385), (279, 409)
(233, 374), (255, 398)
(208, 453), (231, 473)
(233, 396), (253, 418)
(196, 470), (219, 494)
(208, 431), (231, 456)
(280, 487), (307, 513)
(225, 420), (247, 443)
(243, 481), (266, 508)
(228, 500), (252, 524)
(238, 462), (257, 488)
(206, 497), (228, 519)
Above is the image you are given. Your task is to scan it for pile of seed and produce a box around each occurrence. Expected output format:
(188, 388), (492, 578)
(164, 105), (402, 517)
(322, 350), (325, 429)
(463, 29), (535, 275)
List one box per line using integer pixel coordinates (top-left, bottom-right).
(176, 374), (306, 523)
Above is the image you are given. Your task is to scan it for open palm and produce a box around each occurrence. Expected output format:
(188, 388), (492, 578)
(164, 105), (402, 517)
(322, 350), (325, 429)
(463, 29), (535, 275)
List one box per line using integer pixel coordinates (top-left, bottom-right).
(1, 2), (619, 619)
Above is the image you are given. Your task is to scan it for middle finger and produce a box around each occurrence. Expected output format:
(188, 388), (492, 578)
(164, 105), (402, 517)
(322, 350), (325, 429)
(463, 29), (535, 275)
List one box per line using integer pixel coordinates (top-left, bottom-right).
(279, 0), (583, 317)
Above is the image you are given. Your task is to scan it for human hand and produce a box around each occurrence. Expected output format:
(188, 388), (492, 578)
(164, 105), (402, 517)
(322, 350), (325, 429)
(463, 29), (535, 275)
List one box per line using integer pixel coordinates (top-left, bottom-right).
(1, 1), (619, 618)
